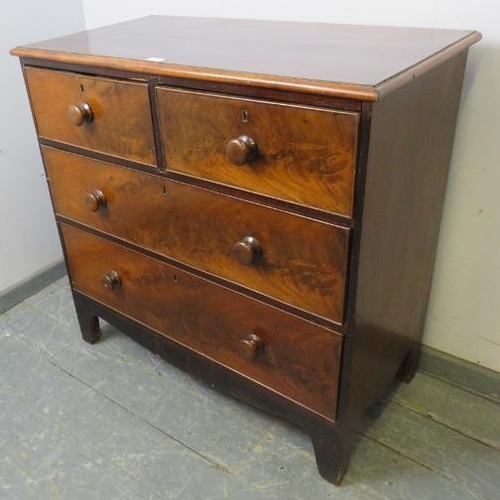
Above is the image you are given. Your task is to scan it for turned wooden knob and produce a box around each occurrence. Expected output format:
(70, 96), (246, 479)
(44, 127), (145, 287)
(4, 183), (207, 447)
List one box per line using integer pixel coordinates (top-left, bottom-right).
(67, 102), (93, 126)
(225, 135), (257, 165)
(232, 236), (262, 265)
(102, 270), (121, 290)
(240, 334), (264, 360)
(85, 189), (106, 212)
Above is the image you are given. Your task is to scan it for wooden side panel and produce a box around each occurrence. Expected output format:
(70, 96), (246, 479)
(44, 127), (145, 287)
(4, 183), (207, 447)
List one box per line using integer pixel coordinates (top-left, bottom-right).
(25, 67), (157, 166)
(157, 87), (358, 216)
(43, 147), (350, 323)
(62, 223), (343, 420)
(344, 51), (470, 417)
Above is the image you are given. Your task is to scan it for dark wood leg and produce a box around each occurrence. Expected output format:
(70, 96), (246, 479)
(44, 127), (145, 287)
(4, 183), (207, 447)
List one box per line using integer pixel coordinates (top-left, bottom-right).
(310, 423), (350, 485)
(73, 294), (101, 344)
(397, 345), (421, 383)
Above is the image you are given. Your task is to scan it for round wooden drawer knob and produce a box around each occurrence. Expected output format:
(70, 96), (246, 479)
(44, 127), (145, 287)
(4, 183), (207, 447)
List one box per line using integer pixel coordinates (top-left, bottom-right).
(232, 236), (262, 265)
(102, 270), (121, 291)
(85, 189), (106, 212)
(240, 334), (264, 360)
(68, 102), (93, 126)
(225, 135), (257, 165)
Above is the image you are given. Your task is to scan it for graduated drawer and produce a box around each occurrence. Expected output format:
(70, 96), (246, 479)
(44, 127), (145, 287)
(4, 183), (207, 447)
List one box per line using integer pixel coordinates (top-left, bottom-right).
(44, 147), (349, 324)
(25, 67), (156, 166)
(156, 87), (358, 217)
(62, 224), (342, 420)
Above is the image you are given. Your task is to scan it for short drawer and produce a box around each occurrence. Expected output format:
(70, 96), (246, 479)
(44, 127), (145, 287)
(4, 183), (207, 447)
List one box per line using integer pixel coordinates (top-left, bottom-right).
(25, 67), (156, 166)
(156, 87), (358, 217)
(44, 147), (349, 324)
(62, 224), (342, 421)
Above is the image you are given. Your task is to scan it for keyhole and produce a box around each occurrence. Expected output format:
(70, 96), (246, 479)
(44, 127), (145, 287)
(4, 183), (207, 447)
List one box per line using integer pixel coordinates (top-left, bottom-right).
(162, 185), (168, 195)
(80, 84), (85, 93)
(173, 274), (180, 283)
(241, 109), (249, 123)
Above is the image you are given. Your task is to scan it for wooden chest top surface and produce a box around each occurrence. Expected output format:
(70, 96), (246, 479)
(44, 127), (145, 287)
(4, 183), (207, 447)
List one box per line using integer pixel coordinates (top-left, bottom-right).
(11, 16), (480, 100)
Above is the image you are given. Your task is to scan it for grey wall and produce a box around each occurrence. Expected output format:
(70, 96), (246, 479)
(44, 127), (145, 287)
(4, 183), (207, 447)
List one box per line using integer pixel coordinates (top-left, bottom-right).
(0, 1), (85, 291)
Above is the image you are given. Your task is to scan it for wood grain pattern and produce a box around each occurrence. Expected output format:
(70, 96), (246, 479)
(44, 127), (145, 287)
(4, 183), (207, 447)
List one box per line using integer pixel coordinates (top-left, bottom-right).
(62, 223), (343, 420)
(43, 147), (349, 323)
(12, 18), (481, 486)
(157, 88), (358, 216)
(25, 67), (156, 166)
(11, 16), (481, 101)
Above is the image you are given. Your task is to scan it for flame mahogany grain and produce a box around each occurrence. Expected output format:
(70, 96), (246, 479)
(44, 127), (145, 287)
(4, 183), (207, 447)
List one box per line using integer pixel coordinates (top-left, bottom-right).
(12, 17), (480, 485)
(157, 87), (358, 216)
(43, 147), (349, 324)
(25, 67), (157, 166)
(62, 223), (343, 420)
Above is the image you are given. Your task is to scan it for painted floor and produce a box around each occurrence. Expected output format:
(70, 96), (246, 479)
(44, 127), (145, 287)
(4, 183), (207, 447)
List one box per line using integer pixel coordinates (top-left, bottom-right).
(0, 276), (499, 499)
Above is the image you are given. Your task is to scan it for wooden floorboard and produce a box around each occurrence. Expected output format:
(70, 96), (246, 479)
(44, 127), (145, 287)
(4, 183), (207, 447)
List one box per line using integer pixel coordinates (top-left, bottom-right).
(363, 398), (500, 499)
(391, 372), (500, 450)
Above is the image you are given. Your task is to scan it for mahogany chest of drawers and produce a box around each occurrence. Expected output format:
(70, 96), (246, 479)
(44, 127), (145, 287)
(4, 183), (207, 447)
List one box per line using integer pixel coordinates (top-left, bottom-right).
(12, 17), (480, 484)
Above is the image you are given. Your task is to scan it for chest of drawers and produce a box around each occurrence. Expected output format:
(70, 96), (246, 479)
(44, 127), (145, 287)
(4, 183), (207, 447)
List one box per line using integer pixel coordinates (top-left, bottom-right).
(11, 16), (480, 484)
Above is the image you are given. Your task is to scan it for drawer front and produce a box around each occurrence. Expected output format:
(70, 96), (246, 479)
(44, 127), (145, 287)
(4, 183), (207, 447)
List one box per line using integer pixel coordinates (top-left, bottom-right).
(62, 224), (342, 420)
(44, 147), (349, 324)
(156, 87), (358, 216)
(25, 67), (157, 166)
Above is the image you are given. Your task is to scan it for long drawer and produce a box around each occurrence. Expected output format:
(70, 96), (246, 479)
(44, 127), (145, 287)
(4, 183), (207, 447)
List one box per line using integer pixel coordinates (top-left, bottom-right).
(44, 147), (349, 324)
(25, 67), (157, 166)
(62, 223), (342, 420)
(156, 87), (358, 216)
